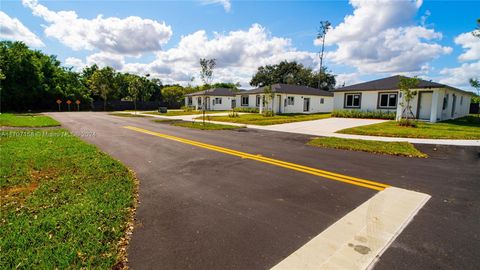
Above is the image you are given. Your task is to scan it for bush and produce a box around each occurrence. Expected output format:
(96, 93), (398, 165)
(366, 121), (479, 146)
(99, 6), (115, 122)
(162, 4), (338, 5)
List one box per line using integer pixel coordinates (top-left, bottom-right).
(332, 109), (396, 120)
(228, 111), (239, 118)
(181, 105), (193, 112)
(398, 119), (418, 127)
(263, 110), (275, 117)
(233, 107), (259, 113)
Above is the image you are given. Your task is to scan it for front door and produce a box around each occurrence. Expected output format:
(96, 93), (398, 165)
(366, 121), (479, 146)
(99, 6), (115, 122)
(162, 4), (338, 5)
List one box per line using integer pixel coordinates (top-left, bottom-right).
(418, 92), (432, 120)
(231, 99), (236, 109)
(303, 98), (310, 112)
(205, 97), (210, 110)
(451, 94), (456, 118)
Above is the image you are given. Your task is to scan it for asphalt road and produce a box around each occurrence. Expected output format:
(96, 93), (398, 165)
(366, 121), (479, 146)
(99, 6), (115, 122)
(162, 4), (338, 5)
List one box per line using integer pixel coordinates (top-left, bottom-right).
(48, 112), (480, 270)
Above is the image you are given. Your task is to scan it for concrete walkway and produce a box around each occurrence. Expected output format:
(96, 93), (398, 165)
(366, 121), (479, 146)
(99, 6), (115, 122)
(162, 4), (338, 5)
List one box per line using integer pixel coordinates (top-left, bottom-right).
(120, 112), (480, 146)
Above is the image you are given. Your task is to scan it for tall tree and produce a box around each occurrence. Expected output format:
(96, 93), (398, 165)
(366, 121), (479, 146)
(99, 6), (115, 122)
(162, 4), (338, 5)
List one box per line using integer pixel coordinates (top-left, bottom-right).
(250, 60), (335, 90)
(473, 18), (480, 38)
(316, 21), (332, 89)
(199, 58), (216, 85)
(87, 67), (116, 111)
(127, 76), (142, 113)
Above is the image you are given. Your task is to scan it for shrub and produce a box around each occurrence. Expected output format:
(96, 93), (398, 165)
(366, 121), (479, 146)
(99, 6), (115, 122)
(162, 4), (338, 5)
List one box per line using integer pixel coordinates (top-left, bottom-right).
(332, 109), (396, 120)
(228, 111), (239, 118)
(398, 119), (418, 127)
(233, 107), (259, 113)
(181, 105), (193, 112)
(263, 110), (275, 117)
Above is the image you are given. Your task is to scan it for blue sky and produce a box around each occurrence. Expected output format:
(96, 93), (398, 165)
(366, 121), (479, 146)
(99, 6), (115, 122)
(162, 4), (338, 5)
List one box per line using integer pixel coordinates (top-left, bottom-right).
(1, 0), (479, 91)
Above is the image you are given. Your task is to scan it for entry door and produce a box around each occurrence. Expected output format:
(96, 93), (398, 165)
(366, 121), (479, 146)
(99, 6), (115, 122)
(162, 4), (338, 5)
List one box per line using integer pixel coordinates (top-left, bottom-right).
(277, 95), (282, 113)
(231, 99), (236, 109)
(303, 98), (310, 112)
(451, 94), (456, 117)
(418, 92), (432, 120)
(205, 97), (210, 110)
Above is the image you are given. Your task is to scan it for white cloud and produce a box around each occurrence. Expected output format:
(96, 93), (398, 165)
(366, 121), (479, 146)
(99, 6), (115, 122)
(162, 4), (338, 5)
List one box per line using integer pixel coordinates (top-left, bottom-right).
(335, 73), (361, 87)
(455, 32), (480, 62)
(439, 61), (480, 89)
(22, 0), (172, 55)
(122, 24), (318, 86)
(0, 11), (44, 47)
(320, 0), (451, 74)
(200, 0), (231, 12)
(86, 52), (125, 70)
(65, 57), (85, 71)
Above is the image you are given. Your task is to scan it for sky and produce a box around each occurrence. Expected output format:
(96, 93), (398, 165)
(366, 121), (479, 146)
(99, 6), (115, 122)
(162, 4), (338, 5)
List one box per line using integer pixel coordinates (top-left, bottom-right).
(1, 0), (479, 92)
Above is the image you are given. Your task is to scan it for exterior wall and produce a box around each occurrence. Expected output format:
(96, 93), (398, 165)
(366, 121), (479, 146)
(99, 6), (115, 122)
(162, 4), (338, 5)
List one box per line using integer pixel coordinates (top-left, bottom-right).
(185, 95), (234, 110)
(333, 90), (399, 113)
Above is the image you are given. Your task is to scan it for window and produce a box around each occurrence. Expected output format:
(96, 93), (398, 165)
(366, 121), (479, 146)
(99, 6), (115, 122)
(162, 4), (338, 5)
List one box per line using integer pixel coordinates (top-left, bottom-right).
(287, 96), (294, 106)
(320, 98), (324, 104)
(460, 96), (463, 105)
(241, 96), (249, 106)
(443, 94), (449, 110)
(378, 92), (397, 109)
(255, 95), (261, 107)
(197, 97), (202, 105)
(344, 93), (361, 108)
(214, 97), (222, 104)
(187, 97), (192, 106)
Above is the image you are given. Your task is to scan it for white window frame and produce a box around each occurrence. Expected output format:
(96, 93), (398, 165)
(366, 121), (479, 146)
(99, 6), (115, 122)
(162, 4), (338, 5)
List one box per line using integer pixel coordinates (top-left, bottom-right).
(344, 93), (361, 108)
(287, 96), (294, 106)
(255, 95), (261, 107)
(320, 98), (324, 104)
(377, 92), (397, 109)
(214, 97), (222, 105)
(187, 97), (192, 106)
(241, 95), (249, 106)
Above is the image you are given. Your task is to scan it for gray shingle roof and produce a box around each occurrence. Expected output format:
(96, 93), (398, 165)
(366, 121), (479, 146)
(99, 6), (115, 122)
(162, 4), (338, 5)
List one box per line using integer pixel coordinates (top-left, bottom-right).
(334, 75), (472, 95)
(185, 88), (238, 97)
(244, 84), (333, 96)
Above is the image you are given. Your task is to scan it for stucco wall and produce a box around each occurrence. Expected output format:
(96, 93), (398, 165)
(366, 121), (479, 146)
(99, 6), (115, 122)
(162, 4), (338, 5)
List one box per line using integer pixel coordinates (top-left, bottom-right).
(235, 94), (332, 113)
(333, 90), (398, 112)
(185, 96), (234, 111)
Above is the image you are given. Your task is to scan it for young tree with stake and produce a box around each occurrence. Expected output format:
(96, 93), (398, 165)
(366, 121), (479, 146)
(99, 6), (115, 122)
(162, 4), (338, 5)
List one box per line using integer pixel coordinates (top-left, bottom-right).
(199, 58), (216, 126)
(316, 20), (331, 90)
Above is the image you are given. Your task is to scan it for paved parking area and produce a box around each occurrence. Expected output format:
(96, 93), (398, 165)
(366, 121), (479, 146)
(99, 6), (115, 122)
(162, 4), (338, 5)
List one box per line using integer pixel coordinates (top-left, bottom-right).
(48, 112), (480, 270)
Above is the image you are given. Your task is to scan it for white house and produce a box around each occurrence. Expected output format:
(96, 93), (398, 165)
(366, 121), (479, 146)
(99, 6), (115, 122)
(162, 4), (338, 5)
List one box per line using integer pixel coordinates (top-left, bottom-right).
(185, 88), (237, 111)
(333, 75), (473, 122)
(237, 84), (334, 114)
(186, 84), (334, 114)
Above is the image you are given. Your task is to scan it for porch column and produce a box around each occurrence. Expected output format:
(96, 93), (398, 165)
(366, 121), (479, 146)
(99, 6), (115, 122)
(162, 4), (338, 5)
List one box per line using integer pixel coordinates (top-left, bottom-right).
(395, 93), (404, 121)
(430, 90), (439, 123)
(259, 95), (264, 113)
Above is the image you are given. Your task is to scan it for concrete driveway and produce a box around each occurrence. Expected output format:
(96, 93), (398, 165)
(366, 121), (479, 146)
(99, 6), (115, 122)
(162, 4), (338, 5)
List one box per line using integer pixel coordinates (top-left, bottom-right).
(255, 117), (388, 134)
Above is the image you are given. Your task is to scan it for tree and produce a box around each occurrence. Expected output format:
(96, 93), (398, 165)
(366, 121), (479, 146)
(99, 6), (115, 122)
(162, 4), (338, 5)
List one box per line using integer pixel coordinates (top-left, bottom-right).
(316, 21), (332, 89)
(470, 79), (480, 117)
(161, 85), (185, 108)
(199, 58), (216, 85)
(262, 85), (274, 117)
(398, 76), (420, 123)
(473, 18), (480, 38)
(250, 60), (336, 90)
(87, 67), (116, 110)
(127, 76), (142, 114)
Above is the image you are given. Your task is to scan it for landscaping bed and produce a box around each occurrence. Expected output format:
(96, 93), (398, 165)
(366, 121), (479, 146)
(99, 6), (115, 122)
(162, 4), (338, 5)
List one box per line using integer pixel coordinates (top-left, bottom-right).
(204, 113), (331, 125)
(337, 116), (480, 139)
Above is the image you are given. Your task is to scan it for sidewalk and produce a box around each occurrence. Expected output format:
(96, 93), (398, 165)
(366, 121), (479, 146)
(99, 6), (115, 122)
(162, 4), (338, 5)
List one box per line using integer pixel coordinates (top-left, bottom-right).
(126, 112), (480, 147)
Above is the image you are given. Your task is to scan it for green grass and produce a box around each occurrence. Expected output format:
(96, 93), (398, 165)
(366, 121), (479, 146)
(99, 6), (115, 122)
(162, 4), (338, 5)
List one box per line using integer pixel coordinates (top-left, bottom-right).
(308, 137), (427, 158)
(338, 116), (480, 139)
(204, 113), (331, 125)
(331, 109), (396, 120)
(152, 119), (182, 123)
(0, 129), (136, 269)
(171, 121), (242, 130)
(109, 112), (149, 117)
(0, 113), (60, 127)
(144, 110), (228, 116)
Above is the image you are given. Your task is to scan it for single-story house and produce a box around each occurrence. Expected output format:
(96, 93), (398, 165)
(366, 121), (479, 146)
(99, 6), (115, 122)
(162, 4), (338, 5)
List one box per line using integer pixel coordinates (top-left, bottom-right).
(333, 75), (473, 122)
(185, 88), (238, 111)
(185, 83), (333, 114)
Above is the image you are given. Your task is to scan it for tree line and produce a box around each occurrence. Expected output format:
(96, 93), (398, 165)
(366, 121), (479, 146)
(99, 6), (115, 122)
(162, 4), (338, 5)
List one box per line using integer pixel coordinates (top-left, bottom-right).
(0, 40), (337, 112)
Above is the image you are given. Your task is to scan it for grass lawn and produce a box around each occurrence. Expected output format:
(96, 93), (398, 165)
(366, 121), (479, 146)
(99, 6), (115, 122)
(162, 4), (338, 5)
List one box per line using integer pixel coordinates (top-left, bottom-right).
(0, 113), (60, 127)
(144, 110), (228, 116)
(308, 137), (427, 158)
(0, 129), (136, 269)
(204, 113), (331, 125)
(109, 112), (150, 117)
(171, 121), (242, 130)
(338, 115), (480, 140)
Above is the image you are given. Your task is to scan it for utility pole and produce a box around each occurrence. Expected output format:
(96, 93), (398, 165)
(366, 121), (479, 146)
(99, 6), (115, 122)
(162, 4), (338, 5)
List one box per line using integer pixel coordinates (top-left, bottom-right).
(316, 21), (331, 89)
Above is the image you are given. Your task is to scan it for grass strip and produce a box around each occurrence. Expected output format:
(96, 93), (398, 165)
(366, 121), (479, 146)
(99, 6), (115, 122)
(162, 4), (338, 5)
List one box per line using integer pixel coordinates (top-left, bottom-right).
(171, 121), (242, 130)
(205, 113), (331, 125)
(0, 113), (60, 127)
(308, 137), (427, 158)
(0, 129), (137, 269)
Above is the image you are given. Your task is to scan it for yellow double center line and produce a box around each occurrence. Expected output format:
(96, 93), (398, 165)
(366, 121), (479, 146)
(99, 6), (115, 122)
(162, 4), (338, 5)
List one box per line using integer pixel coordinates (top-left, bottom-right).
(124, 126), (390, 191)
